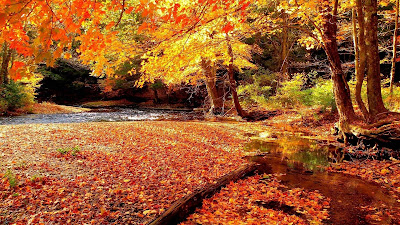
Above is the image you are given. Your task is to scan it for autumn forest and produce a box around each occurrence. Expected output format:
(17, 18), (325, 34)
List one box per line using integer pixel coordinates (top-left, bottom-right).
(1, 0), (400, 224)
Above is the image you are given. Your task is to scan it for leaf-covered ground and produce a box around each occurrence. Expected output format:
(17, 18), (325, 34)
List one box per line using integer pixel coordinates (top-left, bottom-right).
(2, 117), (400, 224)
(0, 121), (250, 224)
(181, 174), (330, 225)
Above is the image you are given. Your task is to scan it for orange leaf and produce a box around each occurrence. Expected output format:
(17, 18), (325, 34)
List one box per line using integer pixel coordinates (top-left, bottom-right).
(138, 22), (148, 34)
(0, 13), (6, 28)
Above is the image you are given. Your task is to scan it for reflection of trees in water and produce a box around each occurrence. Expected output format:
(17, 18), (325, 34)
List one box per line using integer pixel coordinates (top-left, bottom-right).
(244, 135), (337, 171)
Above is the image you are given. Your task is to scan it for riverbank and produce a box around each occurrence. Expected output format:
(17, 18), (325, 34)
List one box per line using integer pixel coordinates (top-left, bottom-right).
(3, 100), (192, 118)
(31, 102), (91, 114)
(3, 102), (91, 116)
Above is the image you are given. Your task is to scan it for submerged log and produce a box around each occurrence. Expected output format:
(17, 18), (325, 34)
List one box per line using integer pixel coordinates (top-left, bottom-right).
(148, 162), (259, 225)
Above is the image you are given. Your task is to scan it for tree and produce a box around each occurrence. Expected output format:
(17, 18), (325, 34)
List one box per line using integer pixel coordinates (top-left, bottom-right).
(200, 58), (224, 114)
(321, 0), (357, 124)
(364, 0), (388, 117)
(0, 43), (12, 84)
(137, 0), (254, 116)
(139, 20), (255, 115)
(272, 0), (400, 147)
(390, 0), (400, 97)
(277, 0), (356, 125)
(352, 1), (369, 121)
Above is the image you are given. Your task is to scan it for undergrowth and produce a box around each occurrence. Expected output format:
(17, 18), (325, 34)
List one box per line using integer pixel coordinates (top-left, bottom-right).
(238, 69), (277, 107)
(239, 70), (336, 112)
(0, 79), (38, 114)
(348, 78), (400, 113)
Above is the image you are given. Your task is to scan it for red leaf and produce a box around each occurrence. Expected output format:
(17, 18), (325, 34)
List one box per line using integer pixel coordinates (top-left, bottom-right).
(11, 72), (22, 81)
(12, 61), (25, 70)
(126, 7), (135, 14)
(222, 22), (234, 34)
(241, 1), (250, 11)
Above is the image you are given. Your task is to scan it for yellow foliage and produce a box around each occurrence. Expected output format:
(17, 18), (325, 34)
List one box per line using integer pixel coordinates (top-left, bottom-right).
(139, 1), (256, 86)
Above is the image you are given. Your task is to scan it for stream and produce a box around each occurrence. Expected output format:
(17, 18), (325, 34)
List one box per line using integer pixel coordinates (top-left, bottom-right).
(245, 136), (400, 224)
(0, 108), (203, 125)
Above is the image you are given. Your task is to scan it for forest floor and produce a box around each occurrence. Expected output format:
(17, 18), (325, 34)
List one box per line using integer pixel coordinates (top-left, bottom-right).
(1, 109), (400, 224)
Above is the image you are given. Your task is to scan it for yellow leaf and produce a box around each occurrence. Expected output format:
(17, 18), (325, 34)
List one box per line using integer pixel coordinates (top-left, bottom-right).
(64, 53), (72, 59)
(380, 169), (390, 175)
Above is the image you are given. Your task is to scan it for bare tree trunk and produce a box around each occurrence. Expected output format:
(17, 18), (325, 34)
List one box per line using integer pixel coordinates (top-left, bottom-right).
(0, 42), (12, 85)
(200, 58), (223, 114)
(322, 0), (356, 124)
(365, 0), (388, 118)
(153, 89), (159, 103)
(226, 33), (247, 118)
(353, 2), (369, 121)
(390, 0), (400, 96)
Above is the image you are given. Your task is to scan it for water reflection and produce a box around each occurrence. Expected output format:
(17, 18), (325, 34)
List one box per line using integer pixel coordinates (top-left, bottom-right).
(244, 135), (342, 171)
(244, 135), (399, 224)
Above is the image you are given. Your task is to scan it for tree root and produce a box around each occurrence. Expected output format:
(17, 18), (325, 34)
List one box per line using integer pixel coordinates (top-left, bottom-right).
(336, 119), (400, 159)
(348, 122), (400, 144)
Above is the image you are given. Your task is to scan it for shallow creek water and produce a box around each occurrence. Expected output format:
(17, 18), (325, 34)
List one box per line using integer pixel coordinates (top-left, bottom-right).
(244, 136), (399, 224)
(0, 108), (203, 125)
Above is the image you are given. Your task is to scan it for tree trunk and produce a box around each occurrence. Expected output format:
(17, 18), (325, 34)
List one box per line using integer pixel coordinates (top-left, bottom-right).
(322, 0), (356, 124)
(390, 0), (399, 96)
(226, 33), (247, 118)
(200, 58), (223, 114)
(0, 42), (11, 85)
(153, 89), (159, 103)
(280, 10), (289, 80)
(365, 0), (388, 118)
(353, 2), (370, 122)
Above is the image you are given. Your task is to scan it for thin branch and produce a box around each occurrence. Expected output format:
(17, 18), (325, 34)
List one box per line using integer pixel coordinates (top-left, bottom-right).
(115, 0), (126, 27)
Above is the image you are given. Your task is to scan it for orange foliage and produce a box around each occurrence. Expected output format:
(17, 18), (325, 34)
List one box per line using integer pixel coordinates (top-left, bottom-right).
(0, 0), (254, 82)
(0, 0), (137, 80)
